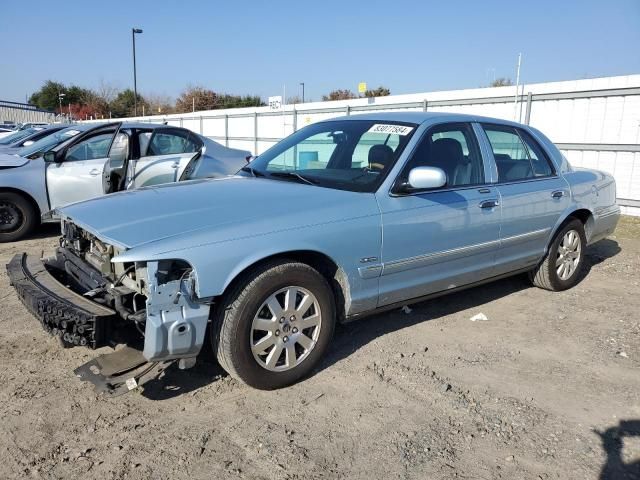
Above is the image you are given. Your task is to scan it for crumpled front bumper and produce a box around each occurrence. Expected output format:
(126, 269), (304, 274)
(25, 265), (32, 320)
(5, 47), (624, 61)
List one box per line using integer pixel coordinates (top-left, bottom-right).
(7, 253), (115, 348)
(6, 253), (181, 396)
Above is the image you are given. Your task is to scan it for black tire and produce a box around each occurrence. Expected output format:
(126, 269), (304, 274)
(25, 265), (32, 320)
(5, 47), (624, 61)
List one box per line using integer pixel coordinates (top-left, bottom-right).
(529, 218), (586, 291)
(0, 192), (38, 243)
(211, 260), (336, 390)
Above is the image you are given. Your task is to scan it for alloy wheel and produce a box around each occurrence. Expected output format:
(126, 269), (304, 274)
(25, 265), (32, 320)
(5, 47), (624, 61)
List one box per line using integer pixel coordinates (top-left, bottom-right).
(250, 286), (322, 372)
(556, 229), (582, 280)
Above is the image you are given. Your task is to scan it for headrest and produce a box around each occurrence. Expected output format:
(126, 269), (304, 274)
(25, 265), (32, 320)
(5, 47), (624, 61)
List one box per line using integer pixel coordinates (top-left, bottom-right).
(494, 153), (512, 162)
(431, 138), (464, 164)
(368, 144), (394, 167)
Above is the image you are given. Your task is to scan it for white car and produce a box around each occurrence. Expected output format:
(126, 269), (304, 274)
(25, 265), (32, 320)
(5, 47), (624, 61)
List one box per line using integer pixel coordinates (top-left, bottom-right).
(0, 122), (251, 241)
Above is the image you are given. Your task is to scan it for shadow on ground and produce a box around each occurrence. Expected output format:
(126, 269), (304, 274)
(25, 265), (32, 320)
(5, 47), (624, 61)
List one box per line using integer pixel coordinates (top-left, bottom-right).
(29, 223), (60, 240)
(596, 419), (640, 480)
(142, 354), (228, 400)
(139, 239), (622, 399)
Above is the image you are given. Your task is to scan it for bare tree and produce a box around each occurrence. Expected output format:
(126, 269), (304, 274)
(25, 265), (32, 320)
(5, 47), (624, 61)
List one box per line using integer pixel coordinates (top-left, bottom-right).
(364, 86), (391, 98)
(95, 80), (120, 104)
(322, 89), (358, 101)
(175, 85), (219, 113)
(145, 93), (175, 115)
(490, 77), (513, 87)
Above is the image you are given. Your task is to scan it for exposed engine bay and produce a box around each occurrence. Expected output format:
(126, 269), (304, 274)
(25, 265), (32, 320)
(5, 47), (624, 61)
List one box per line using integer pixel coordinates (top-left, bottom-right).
(43, 220), (193, 350)
(7, 219), (211, 394)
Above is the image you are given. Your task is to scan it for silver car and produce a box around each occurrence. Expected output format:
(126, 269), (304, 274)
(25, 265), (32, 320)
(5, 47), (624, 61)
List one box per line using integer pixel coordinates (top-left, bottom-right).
(0, 124), (67, 154)
(0, 122), (251, 241)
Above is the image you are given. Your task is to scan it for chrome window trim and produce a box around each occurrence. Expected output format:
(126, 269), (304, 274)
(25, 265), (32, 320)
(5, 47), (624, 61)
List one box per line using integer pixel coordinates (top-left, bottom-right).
(387, 183), (497, 198)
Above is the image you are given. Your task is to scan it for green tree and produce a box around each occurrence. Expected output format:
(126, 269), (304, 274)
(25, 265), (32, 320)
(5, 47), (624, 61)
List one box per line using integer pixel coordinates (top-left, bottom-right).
(216, 94), (264, 108)
(29, 80), (65, 110)
(29, 80), (96, 112)
(109, 89), (148, 117)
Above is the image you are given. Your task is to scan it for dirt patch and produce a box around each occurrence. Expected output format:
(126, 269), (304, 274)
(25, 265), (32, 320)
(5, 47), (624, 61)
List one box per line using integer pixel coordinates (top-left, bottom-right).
(0, 219), (638, 479)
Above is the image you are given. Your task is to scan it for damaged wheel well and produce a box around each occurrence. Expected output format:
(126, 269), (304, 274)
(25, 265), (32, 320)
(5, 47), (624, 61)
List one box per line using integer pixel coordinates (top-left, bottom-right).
(218, 250), (349, 321)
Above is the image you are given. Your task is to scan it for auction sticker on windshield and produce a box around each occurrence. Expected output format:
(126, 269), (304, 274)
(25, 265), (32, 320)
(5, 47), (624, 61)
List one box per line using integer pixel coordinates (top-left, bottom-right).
(367, 124), (414, 135)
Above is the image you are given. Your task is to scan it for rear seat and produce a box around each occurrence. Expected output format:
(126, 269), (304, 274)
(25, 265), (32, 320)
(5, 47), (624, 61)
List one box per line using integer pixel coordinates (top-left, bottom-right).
(494, 154), (532, 181)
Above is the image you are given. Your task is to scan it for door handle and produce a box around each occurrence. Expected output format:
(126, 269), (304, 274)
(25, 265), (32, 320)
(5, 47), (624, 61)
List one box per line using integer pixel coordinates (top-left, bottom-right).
(89, 169), (101, 176)
(551, 190), (565, 199)
(479, 199), (499, 209)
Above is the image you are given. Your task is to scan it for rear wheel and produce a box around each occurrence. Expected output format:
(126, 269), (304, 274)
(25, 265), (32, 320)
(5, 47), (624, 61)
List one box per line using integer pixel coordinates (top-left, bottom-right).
(211, 260), (336, 389)
(529, 218), (586, 291)
(0, 192), (38, 243)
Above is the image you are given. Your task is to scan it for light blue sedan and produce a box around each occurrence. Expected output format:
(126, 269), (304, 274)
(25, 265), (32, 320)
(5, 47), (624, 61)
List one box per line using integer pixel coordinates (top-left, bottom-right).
(7, 112), (620, 394)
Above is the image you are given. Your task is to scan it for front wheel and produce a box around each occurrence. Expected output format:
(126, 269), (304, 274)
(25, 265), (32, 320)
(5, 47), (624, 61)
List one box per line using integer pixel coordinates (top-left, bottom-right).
(529, 219), (586, 291)
(211, 260), (336, 389)
(0, 192), (38, 243)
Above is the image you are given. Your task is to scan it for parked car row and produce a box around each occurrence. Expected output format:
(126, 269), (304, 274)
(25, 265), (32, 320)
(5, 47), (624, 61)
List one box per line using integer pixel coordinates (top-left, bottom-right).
(6, 112), (620, 396)
(0, 122), (251, 241)
(0, 122), (51, 139)
(0, 124), (68, 154)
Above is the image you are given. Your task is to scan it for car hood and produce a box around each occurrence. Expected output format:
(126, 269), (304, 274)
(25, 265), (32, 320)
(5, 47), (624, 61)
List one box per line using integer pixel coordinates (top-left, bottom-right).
(0, 152), (28, 168)
(58, 176), (378, 253)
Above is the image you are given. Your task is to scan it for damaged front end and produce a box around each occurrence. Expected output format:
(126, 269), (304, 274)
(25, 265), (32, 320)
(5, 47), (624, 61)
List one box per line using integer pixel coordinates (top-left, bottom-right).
(6, 220), (210, 395)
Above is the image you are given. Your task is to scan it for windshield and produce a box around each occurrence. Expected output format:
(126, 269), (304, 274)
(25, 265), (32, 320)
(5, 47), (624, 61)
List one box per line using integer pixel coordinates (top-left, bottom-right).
(0, 128), (38, 145)
(17, 127), (83, 158)
(244, 120), (417, 192)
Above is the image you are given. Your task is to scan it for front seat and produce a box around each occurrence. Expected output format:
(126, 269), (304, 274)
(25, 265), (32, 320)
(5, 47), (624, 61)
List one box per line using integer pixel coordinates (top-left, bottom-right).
(368, 144), (394, 171)
(430, 138), (471, 186)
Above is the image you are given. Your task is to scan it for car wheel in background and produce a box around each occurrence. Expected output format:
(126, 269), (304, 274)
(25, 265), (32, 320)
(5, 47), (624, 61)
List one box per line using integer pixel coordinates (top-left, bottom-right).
(0, 192), (38, 243)
(529, 218), (586, 291)
(211, 260), (336, 389)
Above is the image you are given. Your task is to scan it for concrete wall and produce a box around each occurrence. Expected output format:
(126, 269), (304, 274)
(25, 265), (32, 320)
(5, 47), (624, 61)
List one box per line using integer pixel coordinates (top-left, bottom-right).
(90, 74), (640, 215)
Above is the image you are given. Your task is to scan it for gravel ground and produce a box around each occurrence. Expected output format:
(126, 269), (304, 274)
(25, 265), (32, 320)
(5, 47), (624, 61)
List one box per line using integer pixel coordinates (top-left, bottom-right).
(0, 218), (639, 480)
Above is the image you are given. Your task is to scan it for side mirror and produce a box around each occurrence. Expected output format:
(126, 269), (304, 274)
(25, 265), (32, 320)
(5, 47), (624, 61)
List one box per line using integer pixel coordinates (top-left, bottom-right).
(401, 166), (447, 192)
(43, 151), (58, 163)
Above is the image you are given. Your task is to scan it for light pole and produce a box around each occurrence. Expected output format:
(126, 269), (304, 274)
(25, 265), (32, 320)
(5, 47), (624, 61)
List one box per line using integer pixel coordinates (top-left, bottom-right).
(300, 82), (305, 104)
(132, 27), (143, 116)
(58, 92), (65, 118)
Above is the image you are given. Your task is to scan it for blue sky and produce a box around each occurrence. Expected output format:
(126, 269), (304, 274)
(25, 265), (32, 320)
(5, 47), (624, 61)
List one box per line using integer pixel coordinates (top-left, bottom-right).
(1, 0), (638, 103)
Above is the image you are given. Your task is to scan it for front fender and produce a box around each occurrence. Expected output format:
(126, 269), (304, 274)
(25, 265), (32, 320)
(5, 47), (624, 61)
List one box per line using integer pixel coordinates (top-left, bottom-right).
(113, 213), (382, 316)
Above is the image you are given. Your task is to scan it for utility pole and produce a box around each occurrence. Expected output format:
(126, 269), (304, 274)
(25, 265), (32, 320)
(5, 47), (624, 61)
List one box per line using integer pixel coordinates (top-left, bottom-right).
(300, 82), (305, 104)
(132, 27), (143, 116)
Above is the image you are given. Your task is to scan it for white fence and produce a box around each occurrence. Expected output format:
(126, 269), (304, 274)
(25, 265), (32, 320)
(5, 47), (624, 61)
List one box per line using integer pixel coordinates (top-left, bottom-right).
(95, 74), (640, 216)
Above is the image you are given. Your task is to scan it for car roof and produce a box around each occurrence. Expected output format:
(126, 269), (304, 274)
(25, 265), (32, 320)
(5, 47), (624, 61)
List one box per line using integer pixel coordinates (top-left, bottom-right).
(80, 121), (179, 130)
(328, 111), (528, 128)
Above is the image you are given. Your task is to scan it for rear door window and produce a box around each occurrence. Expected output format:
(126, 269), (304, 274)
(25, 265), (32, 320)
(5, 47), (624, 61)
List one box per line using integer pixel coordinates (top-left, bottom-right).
(145, 129), (201, 156)
(517, 129), (555, 177)
(483, 125), (556, 182)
